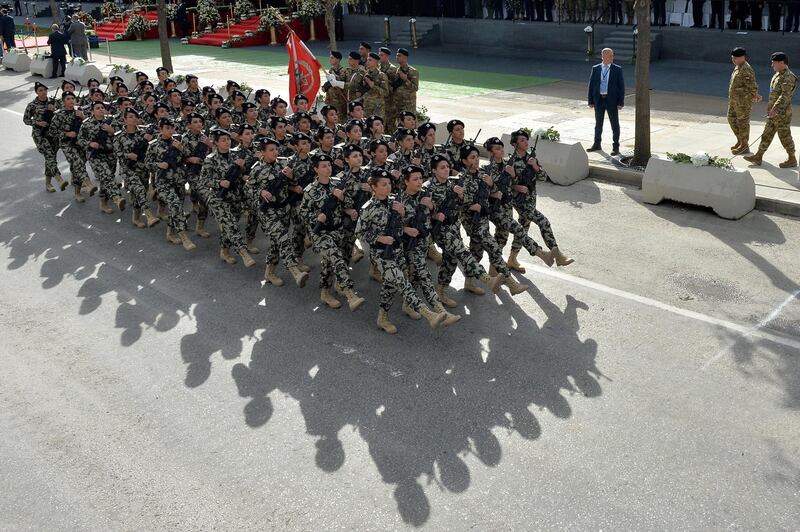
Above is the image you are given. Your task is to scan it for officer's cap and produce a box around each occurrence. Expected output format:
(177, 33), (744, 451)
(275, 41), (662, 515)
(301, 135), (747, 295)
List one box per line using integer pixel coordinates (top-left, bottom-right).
(89, 87), (103, 95)
(271, 97), (288, 107)
(116, 96), (132, 105)
(270, 116), (289, 126)
(87, 77), (100, 85)
(294, 111), (312, 122)
(238, 123), (255, 134)
(317, 126), (335, 138)
(108, 75), (122, 83)
(135, 71), (148, 79)
(320, 104), (337, 116)
(181, 99), (195, 109)
(61, 80), (75, 90)
(167, 88), (181, 95)
(232, 90), (245, 99)
(61, 91), (75, 100)
(370, 168), (390, 180)
(185, 74), (198, 82)
(226, 80), (240, 89)
(156, 66), (169, 74)
(345, 120), (364, 132)
(510, 129), (530, 142)
(154, 102), (170, 112)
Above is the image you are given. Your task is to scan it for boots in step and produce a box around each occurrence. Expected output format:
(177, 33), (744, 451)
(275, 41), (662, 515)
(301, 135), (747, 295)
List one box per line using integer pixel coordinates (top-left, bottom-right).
(81, 177), (98, 196)
(194, 219), (210, 238)
(464, 276), (485, 295)
(99, 198), (113, 214)
(264, 263), (284, 285)
(377, 309), (397, 334)
(131, 208), (146, 228)
(427, 244), (443, 265)
(368, 262), (383, 283)
(73, 184), (85, 203)
(779, 153), (798, 168)
(534, 248), (555, 267)
(166, 227), (182, 244)
(743, 150), (764, 166)
(178, 231), (196, 251)
(156, 202), (168, 220)
(143, 208), (160, 227)
(296, 258), (311, 273)
(54, 174), (68, 191)
(342, 288), (365, 311)
(288, 264), (309, 287)
(551, 246), (574, 266)
(418, 306), (447, 330)
(502, 274), (529, 296)
(507, 249), (526, 272)
(112, 195), (126, 212)
(433, 302), (462, 327)
(220, 247), (237, 264)
(45, 175), (55, 193)
(402, 302), (422, 320)
(246, 239), (260, 254)
(480, 272), (504, 293)
(436, 285), (457, 308)
(320, 289), (342, 308)
(238, 247), (256, 268)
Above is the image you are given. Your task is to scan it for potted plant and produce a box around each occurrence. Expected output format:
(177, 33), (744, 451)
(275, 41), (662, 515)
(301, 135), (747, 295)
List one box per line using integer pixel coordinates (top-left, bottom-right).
(258, 6), (283, 46)
(233, 0), (254, 20)
(197, 0), (220, 30)
(291, 0), (324, 41)
(165, 3), (178, 37)
(642, 152), (755, 219)
(125, 14), (152, 40)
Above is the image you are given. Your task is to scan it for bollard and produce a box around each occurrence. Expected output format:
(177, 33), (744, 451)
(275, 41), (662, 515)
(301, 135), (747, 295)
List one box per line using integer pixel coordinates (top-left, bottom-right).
(383, 17), (390, 44)
(409, 18), (417, 49)
(584, 25), (593, 59)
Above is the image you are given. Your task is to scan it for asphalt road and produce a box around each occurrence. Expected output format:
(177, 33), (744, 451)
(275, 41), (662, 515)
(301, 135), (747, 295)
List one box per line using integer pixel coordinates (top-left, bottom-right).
(1, 69), (799, 530)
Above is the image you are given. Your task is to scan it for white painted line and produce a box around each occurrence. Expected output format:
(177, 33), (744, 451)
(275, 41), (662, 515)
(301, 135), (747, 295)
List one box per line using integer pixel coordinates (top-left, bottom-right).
(2, 107), (23, 117)
(519, 258), (800, 353)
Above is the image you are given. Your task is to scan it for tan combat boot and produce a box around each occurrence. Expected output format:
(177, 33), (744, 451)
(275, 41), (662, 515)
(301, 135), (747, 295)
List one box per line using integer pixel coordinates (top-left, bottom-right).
(342, 288), (365, 311)
(147, 183), (156, 201)
(320, 289), (342, 308)
(464, 277), (485, 295)
(436, 285), (458, 308)
(502, 275), (529, 296)
(296, 257), (311, 273)
(304, 235), (312, 249)
(156, 202), (167, 220)
(45, 175), (55, 193)
(368, 262), (383, 283)
(377, 309), (397, 334)
(54, 174), (68, 191)
(99, 198), (113, 214)
(433, 302), (462, 328)
(113, 195), (126, 211)
(351, 245), (365, 263)
(427, 244), (443, 265)
(131, 208), (146, 228)
(507, 249), (526, 272)
(488, 265), (497, 277)
(551, 246), (574, 266)
(732, 137), (750, 155)
(143, 208), (160, 227)
(779, 153), (798, 168)
(730, 140), (741, 152)
(238, 247), (256, 268)
(73, 186), (85, 202)
(264, 263), (284, 285)
(194, 219), (210, 238)
(534, 248), (554, 267)
(220, 247), (237, 264)
(743, 151), (764, 166)
(402, 302), (422, 320)
(82, 177), (98, 196)
(418, 306), (447, 329)
(288, 264), (309, 287)
(479, 272), (503, 293)
(178, 231), (196, 251)
(166, 227), (182, 244)
(246, 239), (260, 254)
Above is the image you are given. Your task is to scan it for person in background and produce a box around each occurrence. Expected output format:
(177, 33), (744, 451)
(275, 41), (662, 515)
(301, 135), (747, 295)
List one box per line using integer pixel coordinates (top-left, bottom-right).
(47, 23), (69, 78)
(587, 47), (625, 155)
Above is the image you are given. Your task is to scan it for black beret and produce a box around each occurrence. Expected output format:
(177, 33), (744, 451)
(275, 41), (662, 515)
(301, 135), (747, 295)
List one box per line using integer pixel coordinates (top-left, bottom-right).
(186, 112), (204, 122)
(154, 102), (170, 111)
(254, 88), (270, 99)
(365, 115), (384, 129)
(215, 107), (232, 118)
(430, 153), (450, 169)
(87, 77), (100, 85)
(294, 112), (312, 122)
(379, 46), (391, 55)
(226, 80), (240, 89)
(397, 48), (409, 57)
(185, 74), (198, 81)
(89, 100), (108, 109)
(202, 85), (217, 95)
(211, 127), (231, 139)
(345, 120), (364, 132)
(312, 153), (334, 165)
(116, 83), (129, 91)
(343, 143), (364, 156)
(348, 51), (361, 60)
(271, 97), (288, 107)
(135, 71), (148, 78)
(320, 104), (337, 116)
(62, 91), (75, 99)
(167, 88), (181, 95)
(293, 93), (309, 103)
(330, 50), (342, 59)
(238, 123), (255, 134)
(257, 136), (280, 148)
(164, 78), (176, 85)
(181, 99), (196, 109)
(417, 122), (436, 137)
(124, 108), (141, 119)
(209, 94), (224, 103)
(730, 47), (746, 57)
(483, 136), (504, 149)
(348, 100), (364, 111)
(89, 87), (103, 95)
(156, 66), (169, 74)
(108, 75), (122, 83)
(459, 144), (479, 160)
(447, 119), (465, 132)
(371, 168), (390, 180)
(772, 51), (788, 63)
(317, 126), (336, 138)
(395, 127), (416, 138)
(242, 102), (257, 111)
(398, 110), (415, 119)
(368, 52), (380, 60)
(270, 116), (289, 126)
(159, 117), (175, 127)
(116, 96), (132, 104)
(61, 80), (75, 89)
(34, 81), (47, 91)
(360, 41), (372, 49)
(294, 132), (313, 143)
(402, 164), (424, 176)
(510, 129), (530, 141)
(232, 90), (245, 99)
(141, 80), (154, 88)
(369, 138), (389, 151)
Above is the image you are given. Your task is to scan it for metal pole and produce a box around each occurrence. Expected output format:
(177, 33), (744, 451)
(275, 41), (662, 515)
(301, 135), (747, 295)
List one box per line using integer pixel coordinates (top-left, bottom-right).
(410, 17), (417, 48)
(383, 16), (390, 44)
(106, 38), (112, 65)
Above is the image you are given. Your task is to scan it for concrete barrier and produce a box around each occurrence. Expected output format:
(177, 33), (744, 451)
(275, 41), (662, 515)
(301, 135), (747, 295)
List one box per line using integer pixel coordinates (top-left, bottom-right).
(64, 62), (104, 86)
(1, 49), (32, 72)
(536, 139), (589, 186)
(108, 67), (137, 88)
(641, 157), (755, 220)
(29, 56), (53, 77)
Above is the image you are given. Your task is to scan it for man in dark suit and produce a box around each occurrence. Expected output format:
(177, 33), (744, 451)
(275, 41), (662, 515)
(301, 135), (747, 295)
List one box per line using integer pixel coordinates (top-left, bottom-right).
(47, 23), (69, 78)
(587, 48), (625, 155)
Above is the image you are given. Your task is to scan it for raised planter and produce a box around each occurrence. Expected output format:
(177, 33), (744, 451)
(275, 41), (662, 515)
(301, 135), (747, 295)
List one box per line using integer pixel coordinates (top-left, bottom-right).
(535, 139), (589, 186)
(108, 67), (137, 88)
(30, 56), (54, 77)
(64, 62), (104, 86)
(1, 49), (32, 72)
(641, 156), (755, 220)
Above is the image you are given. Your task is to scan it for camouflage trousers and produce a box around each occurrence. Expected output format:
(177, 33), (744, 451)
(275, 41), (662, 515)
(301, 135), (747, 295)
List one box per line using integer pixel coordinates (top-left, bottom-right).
(119, 163), (148, 209)
(757, 111), (795, 155)
(89, 155), (120, 200)
(206, 193), (246, 251)
(60, 142), (89, 186)
(372, 249), (424, 312)
(727, 101), (752, 142)
(185, 174), (209, 222)
(433, 223), (486, 287)
(33, 132), (60, 178)
(256, 205), (297, 267)
(402, 236), (440, 307)
(290, 204), (308, 258)
(339, 219), (357, 265)
(388, 96), (415, 130)
(487, 203), (541, 259)
(155, 178), (188, 232)
(362, 98), (385, 120)
(464, 215), (510, 277)
(311, 229), (354, 290)
(497, 196), (558, 251)
(229, 197), (258, 243)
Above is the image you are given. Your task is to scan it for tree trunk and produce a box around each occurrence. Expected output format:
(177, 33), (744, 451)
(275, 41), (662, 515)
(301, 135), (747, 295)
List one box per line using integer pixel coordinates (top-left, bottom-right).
(632, 0), (651, 166)
(156, 0), (174, 72)
(325, 0), (337, 51)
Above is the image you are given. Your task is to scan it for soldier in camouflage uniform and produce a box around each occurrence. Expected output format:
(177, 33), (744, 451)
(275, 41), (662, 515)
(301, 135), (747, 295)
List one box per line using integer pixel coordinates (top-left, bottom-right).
(387, 128), (420, 186)
(398, 165), (461, 326)
(181, 74), (201, 105)
(181, 112), (214, 238)
(114, 108), (159, 228)
(166, 89), (184, 120)
(344, 51), (367, 107)
(390, 48), (419, 131)
(54, 81), (77, 110)
(745, 52), (798, 168)
(442, 119), (468, 175)
(269, 116), (295, 157)
(311, 127), (345, 171)
(50, 92), (97, 203)
(413, 122), (439, 180)
(254, 89), (273, 124)
(337, 143), (369, 266)
(299, 154), (365, 311)
(144, 118), (196, 251)
(359, 53), (390, 119)
(174, 99), (196, 136)
(23, 82), (67, 193)
(246, 137), (308, 287)
(367, 139), (402, 191)
(378, 47), (398, 127)
(195, 86), (216, 119)
(241, 102), (270, 138)
(323, 50), (348, 119)
(78, 101), (126, 214)
(283, 132), (316, 271)
(728, 47), (760, 155)
(196, 128), (256, 267)
(504, 130), (574, 268)
(230, 124), (261, 253)
(355, 169), (448, 334)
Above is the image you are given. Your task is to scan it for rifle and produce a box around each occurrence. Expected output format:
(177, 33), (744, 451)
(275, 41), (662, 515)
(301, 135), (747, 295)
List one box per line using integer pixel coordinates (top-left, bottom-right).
(430, 178), (460, 239)
(403, 199), (429, 251)
(186, 140), (210, 176)
(88, 118), (114, 159)
(312, 178), (347, 234)
(382, 198), (404, 260)
(157, 136), (182, 181)
(491, 165), (514, 210)
(360, 71), (377, 95)
(390, 72), (404, 91)
(218, 160), (243, 200)
(259, 172), (289, 213)
(471, 174), (490, 233)
(65, 110), (83, 143)
(126, 137), (149, 169)
(287, 163), (315, 206)
(35, 95), (58, 134)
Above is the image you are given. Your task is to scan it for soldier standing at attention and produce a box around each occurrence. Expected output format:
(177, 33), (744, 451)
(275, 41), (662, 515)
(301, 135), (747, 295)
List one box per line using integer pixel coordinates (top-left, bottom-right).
(323, 50), (348, 119)
(391, 48), (419, 131)
(360, 52), (390, 119)
(358, 41), (371, 66)
(377, 46), (397, 126)
(745, 52), (797, 168)
(23, 82), (67, 193)
(728, 47), (760, 155)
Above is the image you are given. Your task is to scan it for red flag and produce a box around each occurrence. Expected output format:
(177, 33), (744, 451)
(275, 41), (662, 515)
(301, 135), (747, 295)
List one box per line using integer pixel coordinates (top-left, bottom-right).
(287, 30), (322, 106)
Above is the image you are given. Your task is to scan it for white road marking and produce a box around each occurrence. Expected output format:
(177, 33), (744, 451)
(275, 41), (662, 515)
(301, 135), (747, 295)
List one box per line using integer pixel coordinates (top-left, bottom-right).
(2, 108), (24, 117)
(519, 258), (800, 353)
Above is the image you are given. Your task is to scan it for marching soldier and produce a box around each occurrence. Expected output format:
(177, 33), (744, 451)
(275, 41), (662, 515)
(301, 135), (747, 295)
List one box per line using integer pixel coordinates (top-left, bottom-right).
(390, 48), (419, 130)
(728, 47), (760, 155)
(745, 52), (798, 168)
(323, 50), (348, 119)
(338, 143), (369, 266)
(283, 132), (316, 271)
(255, 89), (273, 124)
(114, 108), (159, 228)
(181, 112), (214, 238)
(442, 119), (467, 175)
(50, 91), (97, 203)
(23, 82), (67, 193)
(78, 101), (126, 214)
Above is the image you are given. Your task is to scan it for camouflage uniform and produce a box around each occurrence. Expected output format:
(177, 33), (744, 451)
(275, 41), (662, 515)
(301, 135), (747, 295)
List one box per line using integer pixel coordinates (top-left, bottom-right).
(398, 188), (441, 308)
(503, 151), (558, 251)
(299, 179), (355, 291)
(324, 64), (348, 118)
(388, 149), (415, 184)
(413, 146), (438, 180)
(232, 143), (260, 243)
(51, 109), (90, 187)
(442, 139), (467, 173)
(197, 150), (248, 251)
(338, 165), (369, 261)
(310, 145), (345, 169)
(344, 64), (367, 107)
(145, 137), (189, 233)
(182, 89), (201, 105)
(756, 67), (797, 157)
(389, 64), (419, 128)
(360, 68), (390, 118)
(113, 128), (150, 209)
(459, 168), (511, 277)
(78, 117), (119, 200)
(356, 197), (425, 312)
(286, 153), (316, 258)
(181, 130), (212, 224)
(257, 105), (273, 125)
(380, 61), (398, 125)
(728, 61), (758, 146)
(23, 97), (61, 181)
(367, 159), (400, 191)
(246, 159), (298, 268)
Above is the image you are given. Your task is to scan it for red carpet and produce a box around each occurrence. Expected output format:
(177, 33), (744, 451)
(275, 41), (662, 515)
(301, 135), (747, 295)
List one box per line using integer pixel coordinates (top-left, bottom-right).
(94, 11), (160, 42)
(188, 16), (328, 48)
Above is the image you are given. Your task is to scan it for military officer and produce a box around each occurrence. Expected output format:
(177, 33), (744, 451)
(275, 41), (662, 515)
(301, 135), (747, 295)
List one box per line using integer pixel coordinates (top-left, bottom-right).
(728, 47), (760, 155)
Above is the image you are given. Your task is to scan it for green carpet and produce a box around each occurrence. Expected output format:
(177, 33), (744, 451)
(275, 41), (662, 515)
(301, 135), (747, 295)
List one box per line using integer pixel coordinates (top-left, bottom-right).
(106, 40), (557, 98)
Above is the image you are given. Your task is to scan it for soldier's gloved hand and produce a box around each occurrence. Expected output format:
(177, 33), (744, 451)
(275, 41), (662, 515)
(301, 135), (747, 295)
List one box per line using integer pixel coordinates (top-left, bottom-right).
(391, 201), (405, 216)
(220, 179), (231, 189)
(331, 79), (345, 89)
